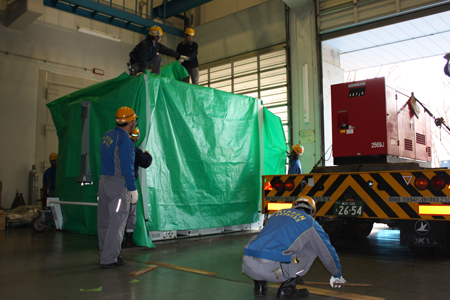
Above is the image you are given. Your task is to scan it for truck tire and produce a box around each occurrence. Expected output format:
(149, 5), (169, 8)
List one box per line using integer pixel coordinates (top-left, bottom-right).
(321, 222), (343, 244)
(342, 222), (373, 238)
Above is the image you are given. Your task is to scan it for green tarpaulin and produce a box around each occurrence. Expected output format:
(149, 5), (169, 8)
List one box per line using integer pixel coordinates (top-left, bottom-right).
(47, 62), (286, 248)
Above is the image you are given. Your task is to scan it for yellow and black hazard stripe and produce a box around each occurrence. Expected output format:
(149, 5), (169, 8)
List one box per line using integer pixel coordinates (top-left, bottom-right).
(263, 169), (450, 221)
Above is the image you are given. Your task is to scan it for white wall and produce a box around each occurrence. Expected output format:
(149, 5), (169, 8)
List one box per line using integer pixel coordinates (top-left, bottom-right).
(0, 4), (180, 208)
(322, 43), (344, 166)
(192, 0), (271, 26)
(194, 0), (286, 65)
(287, 1), (320, 173)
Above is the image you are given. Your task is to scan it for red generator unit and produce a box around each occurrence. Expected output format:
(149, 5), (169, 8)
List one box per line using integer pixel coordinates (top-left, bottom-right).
(331, 77), (432, 166)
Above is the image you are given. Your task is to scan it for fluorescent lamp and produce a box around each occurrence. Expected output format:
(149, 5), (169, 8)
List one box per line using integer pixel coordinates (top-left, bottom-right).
(77, 26), (121, 42)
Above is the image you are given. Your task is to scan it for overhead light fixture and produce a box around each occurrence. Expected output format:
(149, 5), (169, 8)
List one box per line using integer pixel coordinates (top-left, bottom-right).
(77, 26), (121, 42)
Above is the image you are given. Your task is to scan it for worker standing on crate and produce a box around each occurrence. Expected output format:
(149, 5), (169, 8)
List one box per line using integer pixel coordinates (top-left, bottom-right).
(242, 196), (346, 299)
(176, 28), (199, 85)
(97, 107), (139, 269)
(128, 25), (189, 75)
(124, 127), (152, 248)
(288, 144), (304, 175)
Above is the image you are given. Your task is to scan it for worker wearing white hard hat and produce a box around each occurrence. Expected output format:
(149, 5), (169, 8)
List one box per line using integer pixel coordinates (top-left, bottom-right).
(242, 196), (345, 298)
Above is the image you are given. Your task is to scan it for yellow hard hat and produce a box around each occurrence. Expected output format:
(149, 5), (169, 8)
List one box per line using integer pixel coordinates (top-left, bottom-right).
(116, 107), (137, 124)
(293, 196), (316, 217)
(292, 144), (304, 155)
(49, 153), (58, 161)
(130, 127), (140, 140)
(185, 28), (195, 36)
(149, 26), (163, 37)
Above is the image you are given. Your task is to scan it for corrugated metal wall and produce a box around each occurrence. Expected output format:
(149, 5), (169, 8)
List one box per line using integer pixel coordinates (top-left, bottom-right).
(316, 0), (450, 34)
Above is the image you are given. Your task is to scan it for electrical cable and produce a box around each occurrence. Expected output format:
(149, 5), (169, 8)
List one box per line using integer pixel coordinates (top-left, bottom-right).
(1, 50), (94, 72)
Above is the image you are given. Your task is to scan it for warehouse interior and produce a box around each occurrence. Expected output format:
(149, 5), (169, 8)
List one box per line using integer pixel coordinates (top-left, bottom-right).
(1, 0), (450, 299)
(2, 0), (450, 208)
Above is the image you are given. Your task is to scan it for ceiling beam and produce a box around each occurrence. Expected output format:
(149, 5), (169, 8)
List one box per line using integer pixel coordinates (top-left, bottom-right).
(152, 0), (213, 19)
(44, 0), (184, 36)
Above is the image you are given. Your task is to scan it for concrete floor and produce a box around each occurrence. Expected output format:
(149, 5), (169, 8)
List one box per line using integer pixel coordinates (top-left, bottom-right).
(1, 224), (450, 300)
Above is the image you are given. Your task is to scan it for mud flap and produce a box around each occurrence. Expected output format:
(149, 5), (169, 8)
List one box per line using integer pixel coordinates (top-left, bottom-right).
(400, 220), (449, 248)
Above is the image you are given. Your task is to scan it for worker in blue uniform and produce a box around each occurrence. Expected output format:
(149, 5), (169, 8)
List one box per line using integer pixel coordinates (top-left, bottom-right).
(98, 106), (139, 269)
(288, 144), (304, 175)
(128, 25), (189, 75)
(43, 153), (58, 197)
(124, 127), (152, 248)
(242, 196), (346, 299)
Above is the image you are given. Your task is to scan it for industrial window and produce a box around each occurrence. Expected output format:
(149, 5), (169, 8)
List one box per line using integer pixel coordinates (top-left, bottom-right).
(199, 47), (289, 142)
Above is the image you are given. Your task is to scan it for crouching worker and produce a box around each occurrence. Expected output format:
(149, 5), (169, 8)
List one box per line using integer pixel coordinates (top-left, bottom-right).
(242, 196), (346, 299)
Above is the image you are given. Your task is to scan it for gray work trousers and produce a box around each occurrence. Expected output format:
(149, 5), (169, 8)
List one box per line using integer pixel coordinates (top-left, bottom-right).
(130, 54), (162, 75)
(242, 254), (312, 283)
(97, 175), (131, 265)
(182, 67), (199, 85)
(126, 203), (137, 232)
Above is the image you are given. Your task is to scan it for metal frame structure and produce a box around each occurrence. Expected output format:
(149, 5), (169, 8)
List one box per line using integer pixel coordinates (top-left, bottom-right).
(44, 0), (213, 37)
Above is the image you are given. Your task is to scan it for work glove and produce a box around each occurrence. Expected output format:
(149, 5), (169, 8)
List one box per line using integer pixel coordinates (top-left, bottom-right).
(130, 190), (139, 204)
(178, 58), (185, 64)
(135, 72), (143, 76)
(330, 276), (346, 288)
(180, 55), (189, 61)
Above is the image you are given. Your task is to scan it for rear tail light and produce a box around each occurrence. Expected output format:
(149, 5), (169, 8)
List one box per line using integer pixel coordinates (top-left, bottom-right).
(414, 177), (429, 190)
(272, 179), (284, 191)
(431, 176), (446, 190)
(284, 179), (295, 191)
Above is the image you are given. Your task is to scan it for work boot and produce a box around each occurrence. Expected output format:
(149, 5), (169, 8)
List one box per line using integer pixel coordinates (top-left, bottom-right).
(276, 277), (309, 299)
(125, 232), (135, 248)
(254, 280), (268, 296)
(100, 256), (125, 269)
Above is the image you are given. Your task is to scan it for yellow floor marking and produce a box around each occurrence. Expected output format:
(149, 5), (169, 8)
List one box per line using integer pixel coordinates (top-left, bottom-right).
(304, 281), (371, 287)
(129, 264), (158, 277)
(268, 283), (386, 300)
(146, 261), (217, 276)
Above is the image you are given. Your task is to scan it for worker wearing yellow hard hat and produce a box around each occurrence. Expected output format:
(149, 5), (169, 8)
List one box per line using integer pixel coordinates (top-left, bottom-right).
(43, 152), (58, 197)
(242, 195), (345, 297)
(123, 127), (153, 248)
(176, 28), (199, 85)
(288, 144), (304, 174)
(98, 106), (139, 268)
(128, 25), (189, 75)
